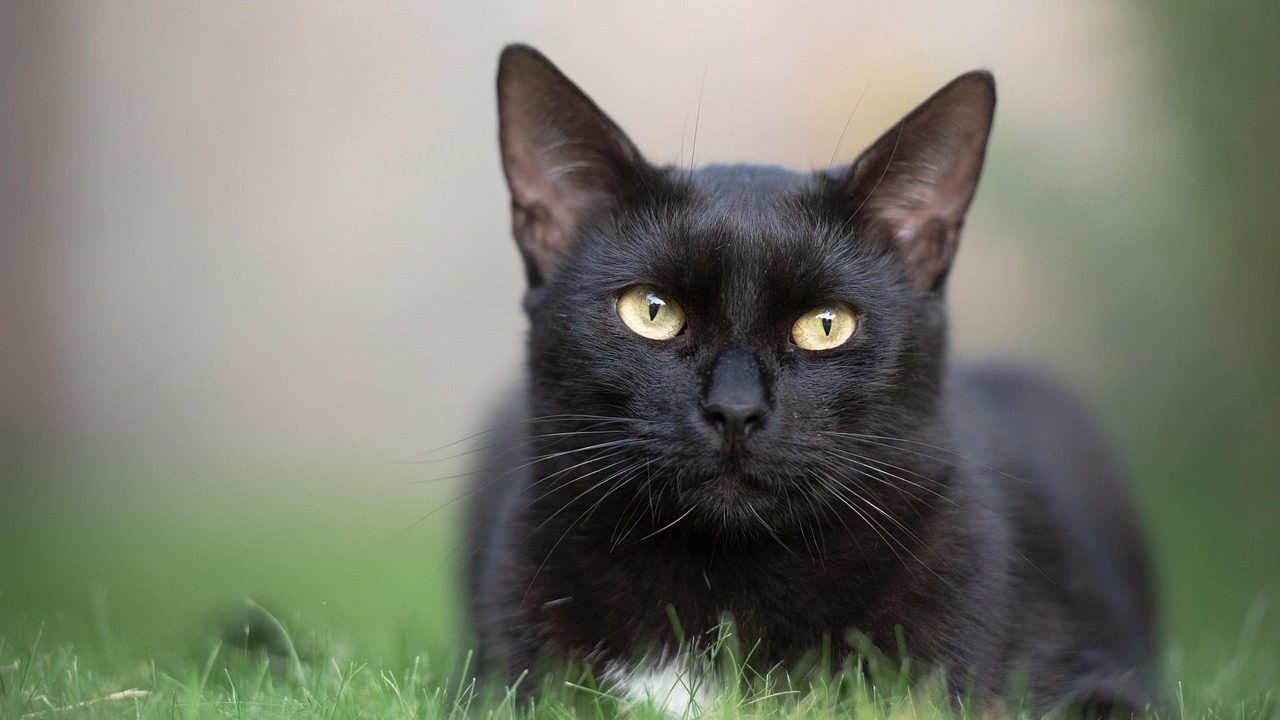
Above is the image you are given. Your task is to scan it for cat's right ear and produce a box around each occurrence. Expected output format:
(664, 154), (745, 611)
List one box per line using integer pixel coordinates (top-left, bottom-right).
(497, 45), (643, 288)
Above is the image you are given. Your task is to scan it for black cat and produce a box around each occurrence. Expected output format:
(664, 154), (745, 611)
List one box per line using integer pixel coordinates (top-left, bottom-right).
(465, 44), (1156, 716)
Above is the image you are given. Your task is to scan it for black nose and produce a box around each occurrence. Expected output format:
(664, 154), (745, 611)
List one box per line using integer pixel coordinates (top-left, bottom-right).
(702, 348), (769, 452)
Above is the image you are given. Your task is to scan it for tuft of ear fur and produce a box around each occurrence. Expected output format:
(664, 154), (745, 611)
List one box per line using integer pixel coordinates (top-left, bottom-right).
(847, 71), (996, 293)
(497, 44), (644, 287)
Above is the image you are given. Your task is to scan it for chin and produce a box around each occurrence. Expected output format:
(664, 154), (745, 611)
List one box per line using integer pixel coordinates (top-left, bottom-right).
(682, 472), (792, 537)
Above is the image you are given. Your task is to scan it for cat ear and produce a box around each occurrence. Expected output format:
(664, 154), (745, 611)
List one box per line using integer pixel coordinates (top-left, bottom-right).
(497, 44), (644, 287)
(846, 71), (996, 293)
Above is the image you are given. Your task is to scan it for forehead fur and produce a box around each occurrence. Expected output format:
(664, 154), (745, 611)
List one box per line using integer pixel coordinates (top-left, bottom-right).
(645, 166), (886, 280)
(687, 164), (813, 228)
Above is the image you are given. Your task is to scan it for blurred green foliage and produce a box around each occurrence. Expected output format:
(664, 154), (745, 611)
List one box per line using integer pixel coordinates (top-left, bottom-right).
(1126, 1), (1280, 652)
(0, 457), (467, 668)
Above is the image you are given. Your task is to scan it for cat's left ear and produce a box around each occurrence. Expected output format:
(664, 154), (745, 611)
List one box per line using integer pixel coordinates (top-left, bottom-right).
(845, 71), (996, 293)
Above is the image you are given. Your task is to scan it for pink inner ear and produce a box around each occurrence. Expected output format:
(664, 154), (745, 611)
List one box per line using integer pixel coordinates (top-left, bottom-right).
(509, 200), (565, 284)
(869, 151), (980, 291)
(877, 152), (984, 244)
(849, 73), (995, 292)
(497, 47), (640, 285)
(505, 147), (620, 282)
(500, 114), (569, 280)
(898, 218), (960, 292)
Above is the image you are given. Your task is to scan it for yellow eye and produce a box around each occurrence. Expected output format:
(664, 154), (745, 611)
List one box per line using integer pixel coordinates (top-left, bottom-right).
(617, 285), (686, 340)
(791, 302), (857, 351)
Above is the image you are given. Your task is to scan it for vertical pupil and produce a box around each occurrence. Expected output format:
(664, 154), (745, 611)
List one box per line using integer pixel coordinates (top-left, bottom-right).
(647, 293), (662, 321)
(820, 310), (833, 336)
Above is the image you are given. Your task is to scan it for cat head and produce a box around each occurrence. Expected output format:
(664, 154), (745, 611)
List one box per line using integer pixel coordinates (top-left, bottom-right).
(496, 44), (995, 538)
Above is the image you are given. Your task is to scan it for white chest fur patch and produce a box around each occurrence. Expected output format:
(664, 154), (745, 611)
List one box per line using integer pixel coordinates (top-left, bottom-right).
(603, 654), (713, 716)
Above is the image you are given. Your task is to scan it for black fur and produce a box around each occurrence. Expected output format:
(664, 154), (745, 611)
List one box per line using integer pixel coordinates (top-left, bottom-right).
(466, 44), (1156, 715)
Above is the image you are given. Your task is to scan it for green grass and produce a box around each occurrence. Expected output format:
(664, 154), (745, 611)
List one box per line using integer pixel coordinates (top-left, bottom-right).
(1, 456), (1276, 718)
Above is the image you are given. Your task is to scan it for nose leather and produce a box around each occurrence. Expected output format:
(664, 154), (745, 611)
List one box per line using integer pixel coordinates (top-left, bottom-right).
(702, 348), (769, 452)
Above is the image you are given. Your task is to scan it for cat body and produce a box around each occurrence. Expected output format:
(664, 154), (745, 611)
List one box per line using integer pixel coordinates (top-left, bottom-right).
(466, 45), (1155, 714)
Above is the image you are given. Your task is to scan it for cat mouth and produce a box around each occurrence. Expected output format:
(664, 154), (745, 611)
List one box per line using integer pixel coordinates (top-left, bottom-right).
(708, 470), (762, 493)
(684, 471), (782, 529)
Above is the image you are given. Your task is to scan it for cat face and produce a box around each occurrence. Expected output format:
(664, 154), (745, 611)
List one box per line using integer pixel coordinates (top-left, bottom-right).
(497, 46), (994, 537)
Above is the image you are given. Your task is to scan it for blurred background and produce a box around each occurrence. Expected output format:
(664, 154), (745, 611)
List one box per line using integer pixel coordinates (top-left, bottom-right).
(1, 0), (1276, 686)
